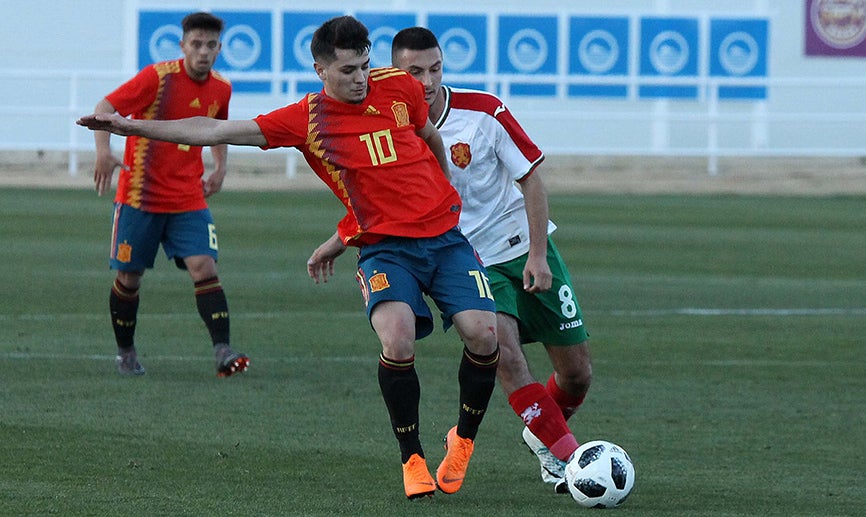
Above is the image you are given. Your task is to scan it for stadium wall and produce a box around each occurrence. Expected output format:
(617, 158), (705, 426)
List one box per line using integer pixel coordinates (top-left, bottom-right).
(1, 0), (865, 176)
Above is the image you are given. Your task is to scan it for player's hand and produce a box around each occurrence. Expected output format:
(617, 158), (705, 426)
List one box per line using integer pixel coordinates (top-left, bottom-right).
(523, 253), (552, 293)
(76, 113), (134, 136)
(203, 170), (226, 197)
(307, 233), (347, 284)
(93, 152), (127, 197)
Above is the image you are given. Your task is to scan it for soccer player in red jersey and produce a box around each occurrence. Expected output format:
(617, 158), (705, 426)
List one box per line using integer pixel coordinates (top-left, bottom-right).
(90, 12), (249, 377)
(391, 27), (593, 492)
(78, 15), (499, 499)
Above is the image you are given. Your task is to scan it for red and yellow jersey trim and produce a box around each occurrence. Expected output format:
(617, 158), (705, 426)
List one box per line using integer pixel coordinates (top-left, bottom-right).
(126, 61), (179, 208)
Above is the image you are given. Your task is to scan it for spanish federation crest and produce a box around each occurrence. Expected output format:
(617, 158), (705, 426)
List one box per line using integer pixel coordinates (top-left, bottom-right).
(368, 272), (391, 292)
(391, 101), (410, 127)
(450, 142), (472, 169)
(116, 242), (132, 263)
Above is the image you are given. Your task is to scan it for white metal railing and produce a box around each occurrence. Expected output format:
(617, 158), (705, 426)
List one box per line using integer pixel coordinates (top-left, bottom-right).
(2, 69), (866, 176)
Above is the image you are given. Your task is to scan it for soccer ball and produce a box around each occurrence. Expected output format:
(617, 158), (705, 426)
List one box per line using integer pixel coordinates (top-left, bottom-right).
(564, 440), (635, 509)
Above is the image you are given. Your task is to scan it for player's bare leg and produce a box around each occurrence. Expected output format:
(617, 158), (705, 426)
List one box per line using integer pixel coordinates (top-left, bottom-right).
(544, 341), (592, 420)
(495, 313), (534, 392)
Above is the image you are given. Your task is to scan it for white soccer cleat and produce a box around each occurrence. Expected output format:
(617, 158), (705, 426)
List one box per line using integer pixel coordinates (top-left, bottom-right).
(522, 426), (567, 489)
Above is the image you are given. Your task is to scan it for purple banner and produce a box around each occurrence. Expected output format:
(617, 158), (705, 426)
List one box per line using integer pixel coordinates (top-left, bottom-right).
(805, 0), (866, 57)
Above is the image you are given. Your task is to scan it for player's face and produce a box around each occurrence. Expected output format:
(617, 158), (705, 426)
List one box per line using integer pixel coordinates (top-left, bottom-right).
(392, 47), (443, 107)
(181, 29), (221, 81)
(316, 48), (371, 104)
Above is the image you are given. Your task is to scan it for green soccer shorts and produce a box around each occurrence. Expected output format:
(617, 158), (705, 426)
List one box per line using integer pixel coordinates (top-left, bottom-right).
(485, 238), (588, 346)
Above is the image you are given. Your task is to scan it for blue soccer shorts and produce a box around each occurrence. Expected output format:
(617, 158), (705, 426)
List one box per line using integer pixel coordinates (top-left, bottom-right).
(356, 228), (496, 340)
(109, 203), (218, 271)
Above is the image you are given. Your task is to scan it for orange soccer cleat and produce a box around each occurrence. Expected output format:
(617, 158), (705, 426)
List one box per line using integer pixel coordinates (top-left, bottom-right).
(436, 426), (475, 494)
(402, 453), (436, 500)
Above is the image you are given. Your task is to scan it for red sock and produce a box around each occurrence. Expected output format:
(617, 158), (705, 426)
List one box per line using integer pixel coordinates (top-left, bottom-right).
(546, 373), (586, 421)
(508, 382), (578, 462)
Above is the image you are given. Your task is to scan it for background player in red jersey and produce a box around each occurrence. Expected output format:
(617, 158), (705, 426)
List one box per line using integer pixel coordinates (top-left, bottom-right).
(391, 27), (593, 492)
(78, 15), (499, 500)
(91, 11), (248, 377)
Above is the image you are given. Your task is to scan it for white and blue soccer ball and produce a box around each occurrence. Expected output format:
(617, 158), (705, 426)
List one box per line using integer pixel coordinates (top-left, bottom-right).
(564, 440), (635, 509)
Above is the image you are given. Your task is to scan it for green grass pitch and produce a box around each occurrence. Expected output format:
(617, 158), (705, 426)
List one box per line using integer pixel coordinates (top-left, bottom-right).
(1, 187), (863, 516)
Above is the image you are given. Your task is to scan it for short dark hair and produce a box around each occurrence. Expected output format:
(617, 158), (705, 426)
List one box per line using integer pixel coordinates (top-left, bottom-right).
(311, 15), (371, 64)
(181, 12), (224, 35)
(391, 27), (441, 63)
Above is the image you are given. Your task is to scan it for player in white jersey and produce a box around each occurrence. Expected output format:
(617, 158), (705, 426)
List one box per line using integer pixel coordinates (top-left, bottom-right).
(391, 27), (593, 491)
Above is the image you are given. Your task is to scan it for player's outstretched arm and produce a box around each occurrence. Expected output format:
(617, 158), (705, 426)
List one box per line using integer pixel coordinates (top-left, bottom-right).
(76, 114), (268, 147)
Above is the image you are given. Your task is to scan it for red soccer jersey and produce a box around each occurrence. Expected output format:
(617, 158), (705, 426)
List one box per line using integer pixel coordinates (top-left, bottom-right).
(254, 68), (461, 246)
(106, 59), (231, 212)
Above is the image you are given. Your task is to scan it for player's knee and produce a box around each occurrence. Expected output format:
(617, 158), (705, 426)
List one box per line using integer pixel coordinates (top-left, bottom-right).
(461, 327), (498, 356)
(558, 363), (592, 396)
(453, 310), (498, 355)
(464, 336), (498, 356)
(376, 328), (416, 359)
(116, 271), (143, 290)
(185, 257), (218, 280)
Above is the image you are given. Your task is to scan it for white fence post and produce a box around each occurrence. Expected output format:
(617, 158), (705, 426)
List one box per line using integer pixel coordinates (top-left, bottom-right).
(68, 73), (79, 176)
(707, 79), (719, 176)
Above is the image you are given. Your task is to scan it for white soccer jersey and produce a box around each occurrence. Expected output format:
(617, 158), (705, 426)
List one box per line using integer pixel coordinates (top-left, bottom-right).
(434, 86), (556, 265)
